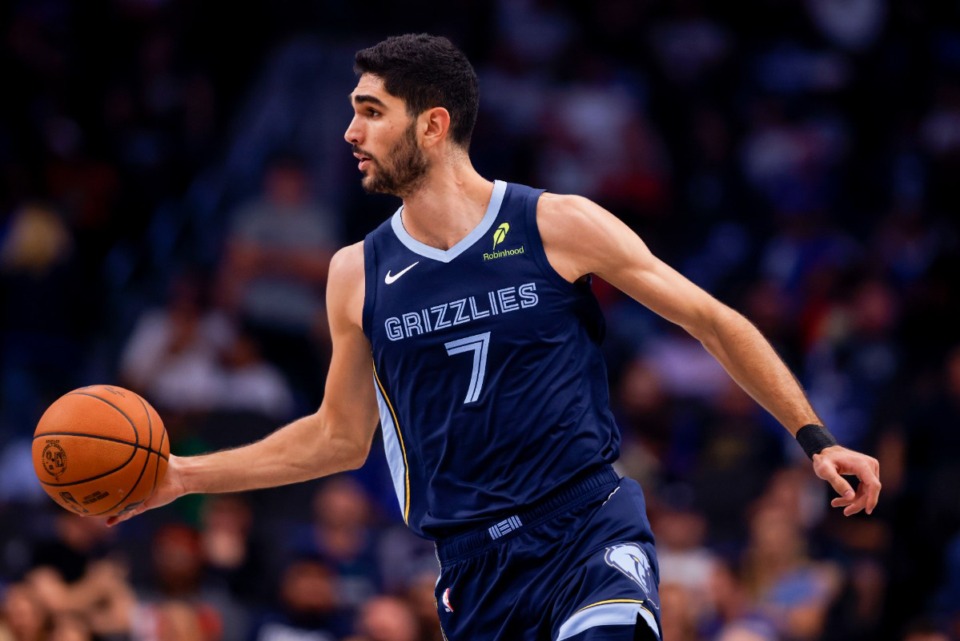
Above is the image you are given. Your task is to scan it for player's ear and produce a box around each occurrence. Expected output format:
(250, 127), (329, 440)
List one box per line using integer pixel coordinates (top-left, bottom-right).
(420, 107), (451, 148)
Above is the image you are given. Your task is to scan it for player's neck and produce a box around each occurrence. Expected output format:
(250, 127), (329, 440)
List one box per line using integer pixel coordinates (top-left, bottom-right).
(399, 162), (493, 251)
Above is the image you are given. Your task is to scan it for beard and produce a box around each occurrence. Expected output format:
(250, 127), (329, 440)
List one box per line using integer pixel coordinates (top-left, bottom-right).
(359, 122), (430, 198)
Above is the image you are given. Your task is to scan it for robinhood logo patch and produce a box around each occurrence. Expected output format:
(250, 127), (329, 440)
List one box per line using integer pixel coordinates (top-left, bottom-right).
(484, 222), (525, 261)
(492, 223), (510, 250)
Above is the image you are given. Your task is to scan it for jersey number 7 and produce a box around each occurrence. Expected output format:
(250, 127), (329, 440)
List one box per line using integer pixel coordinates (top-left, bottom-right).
(444, 332), (491, 404)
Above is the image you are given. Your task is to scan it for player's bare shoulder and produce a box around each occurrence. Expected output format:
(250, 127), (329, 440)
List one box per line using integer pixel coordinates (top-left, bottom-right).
(536, 192), (612, 282)
(537, 191), (597, 227)
(329, 241), (365, 278)
(327, 241), (366, 330)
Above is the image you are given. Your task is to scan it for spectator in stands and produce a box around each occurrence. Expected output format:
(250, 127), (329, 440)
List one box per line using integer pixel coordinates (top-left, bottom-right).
(692, 379), (785, 549)
(345, 595), (419, 641)
(713, 619), (779, 641)
(0, 584), (50, 641)
(247, 556), (351, 641)
(144, 524), (244, 641)
(28, 513), (114, 585)
(741, 500), (841, 640)
(653, 499), (720, 632)
(291, 477), (382, 612)
(25, 559), (134, 639)
(0, 203), (84, 448)
(119, 271), (234, 414)
(48, 613), (93, 641)
(700, 559), (764, 639)
(218, 151), (340, 409)
(658, 582), (701, 641)
(403, 569), (445, 641)
(900, 619), (953, 641)
(214, 330), (295, 420)
(198, 494), (271, 607)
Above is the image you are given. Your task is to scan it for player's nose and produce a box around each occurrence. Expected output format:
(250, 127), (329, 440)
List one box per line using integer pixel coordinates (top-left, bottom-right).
(344, 116), (362, 145)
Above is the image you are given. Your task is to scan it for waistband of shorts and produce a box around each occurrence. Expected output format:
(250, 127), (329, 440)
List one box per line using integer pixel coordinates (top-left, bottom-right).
(435, 465), (621, 564)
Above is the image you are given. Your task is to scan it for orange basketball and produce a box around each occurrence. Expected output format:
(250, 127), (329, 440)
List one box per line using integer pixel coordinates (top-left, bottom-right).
(32, 385), (169, 518)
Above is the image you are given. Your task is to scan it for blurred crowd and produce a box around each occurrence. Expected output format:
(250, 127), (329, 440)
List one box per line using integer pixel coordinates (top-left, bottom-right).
(2, 0), (960, 640)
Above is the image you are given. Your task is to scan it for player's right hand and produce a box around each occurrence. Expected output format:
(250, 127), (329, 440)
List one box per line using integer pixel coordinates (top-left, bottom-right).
(106, 454), (186, 526)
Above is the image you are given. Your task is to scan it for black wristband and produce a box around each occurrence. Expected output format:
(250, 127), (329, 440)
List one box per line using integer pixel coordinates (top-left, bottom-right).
(796, 424), (839, 459)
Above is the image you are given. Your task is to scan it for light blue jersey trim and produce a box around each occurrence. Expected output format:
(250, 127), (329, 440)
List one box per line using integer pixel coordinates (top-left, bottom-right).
(390, 180), (507, 263)
(556, 602), (660, 641)
(374, 378), (408, 522)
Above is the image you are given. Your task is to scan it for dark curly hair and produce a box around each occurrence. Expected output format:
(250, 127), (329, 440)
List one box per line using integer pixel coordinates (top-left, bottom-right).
(354, 33), (479, 149)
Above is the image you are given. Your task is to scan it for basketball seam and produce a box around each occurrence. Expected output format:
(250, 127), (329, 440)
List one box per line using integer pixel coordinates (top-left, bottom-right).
(66, 391), (140, 445)
(108, 393), (158, 516)
(86, 391), (157, 517)
(151, 428), (167, 496)
(92, 447), (151, 517)
(140, 393), (153, 455)
(142, 395), (158, 500)
(32, 433), (170, 461)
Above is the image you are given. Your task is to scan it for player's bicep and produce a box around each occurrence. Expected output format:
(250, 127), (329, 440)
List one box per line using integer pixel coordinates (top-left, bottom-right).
(321, 325), (379, 438)
(602, 250), (729, 336)
(317, 245), (379, 459)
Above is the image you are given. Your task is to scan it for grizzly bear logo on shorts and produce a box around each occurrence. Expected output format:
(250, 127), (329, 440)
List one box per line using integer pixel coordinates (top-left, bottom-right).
(604, 543), (654, 594)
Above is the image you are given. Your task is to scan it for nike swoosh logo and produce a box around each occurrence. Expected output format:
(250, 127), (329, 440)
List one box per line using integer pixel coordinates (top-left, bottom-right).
(384, 261), (419, 285)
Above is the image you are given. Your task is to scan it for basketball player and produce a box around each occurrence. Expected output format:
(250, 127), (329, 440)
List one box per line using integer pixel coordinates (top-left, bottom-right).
(109, 34), (881, 640)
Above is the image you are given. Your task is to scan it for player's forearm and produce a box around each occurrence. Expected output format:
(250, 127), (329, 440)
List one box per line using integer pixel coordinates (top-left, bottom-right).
(177, 411), (368, 495)
(698, 306), (820, 434)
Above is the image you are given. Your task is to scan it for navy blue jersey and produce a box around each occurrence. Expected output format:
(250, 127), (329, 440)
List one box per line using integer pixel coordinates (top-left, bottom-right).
(362, 180), (621, 539)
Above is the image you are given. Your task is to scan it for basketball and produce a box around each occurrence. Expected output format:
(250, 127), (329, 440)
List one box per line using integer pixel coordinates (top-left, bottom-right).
(32, 385), (169, 518)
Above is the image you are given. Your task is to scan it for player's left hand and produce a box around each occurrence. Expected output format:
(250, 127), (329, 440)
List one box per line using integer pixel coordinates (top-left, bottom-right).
(811, 446), (881, 516)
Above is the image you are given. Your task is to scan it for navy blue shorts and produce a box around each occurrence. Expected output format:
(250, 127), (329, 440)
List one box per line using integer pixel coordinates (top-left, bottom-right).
(434, 467), (662, 640)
